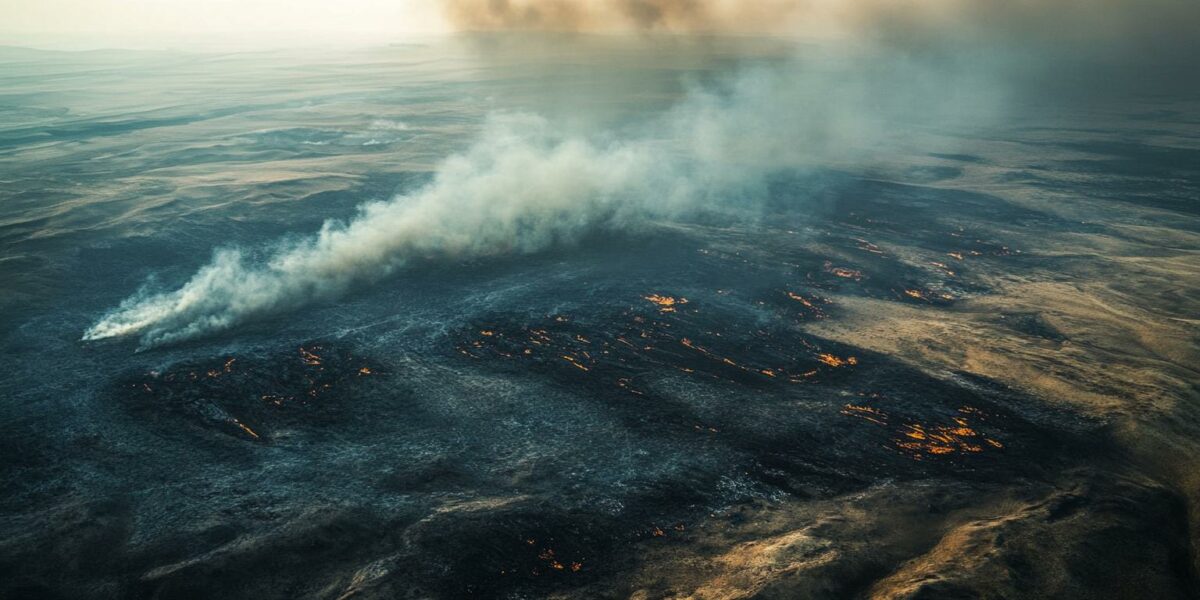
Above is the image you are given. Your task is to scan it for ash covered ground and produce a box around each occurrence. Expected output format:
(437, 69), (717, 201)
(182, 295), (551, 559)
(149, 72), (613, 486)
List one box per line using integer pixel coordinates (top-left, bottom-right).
(1, 35), (1199, 599)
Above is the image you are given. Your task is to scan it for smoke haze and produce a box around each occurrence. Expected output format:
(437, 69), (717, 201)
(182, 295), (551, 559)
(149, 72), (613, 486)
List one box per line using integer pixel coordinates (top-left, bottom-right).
(83, 0), (1199, 347)
(84, 45), (994, 347)
(441, 0), (1200, 61)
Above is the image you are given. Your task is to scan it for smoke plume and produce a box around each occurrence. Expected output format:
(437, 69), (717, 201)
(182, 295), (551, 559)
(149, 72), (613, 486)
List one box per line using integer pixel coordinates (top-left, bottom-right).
(85, 49), (988, 347)
(87, 0), (1200, 347)
(85, 115), (677, 346)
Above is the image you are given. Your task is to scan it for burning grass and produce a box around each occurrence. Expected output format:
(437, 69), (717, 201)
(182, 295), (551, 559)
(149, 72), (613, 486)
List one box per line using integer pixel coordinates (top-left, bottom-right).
(842, 401), (1006, 460)
(456, 293), (863, 396)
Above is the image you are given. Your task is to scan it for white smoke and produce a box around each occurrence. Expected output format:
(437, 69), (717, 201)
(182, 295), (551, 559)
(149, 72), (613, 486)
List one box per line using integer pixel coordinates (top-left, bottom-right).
(83, 48), (996, 347)
(83, 112), (711, 346)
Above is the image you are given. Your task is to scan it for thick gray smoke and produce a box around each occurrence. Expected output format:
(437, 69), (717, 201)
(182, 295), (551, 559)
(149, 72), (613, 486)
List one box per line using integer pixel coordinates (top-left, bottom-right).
(85, 50), (992, 347)
(441, 0), (1200, 63)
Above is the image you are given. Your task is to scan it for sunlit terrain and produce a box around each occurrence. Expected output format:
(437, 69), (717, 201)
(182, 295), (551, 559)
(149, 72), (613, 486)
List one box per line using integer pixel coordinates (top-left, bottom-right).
(1, 26), (1199, 600)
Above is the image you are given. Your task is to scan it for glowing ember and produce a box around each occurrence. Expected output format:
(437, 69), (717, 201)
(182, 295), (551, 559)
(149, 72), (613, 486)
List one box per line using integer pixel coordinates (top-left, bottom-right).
(841, 402), (1005, 459)
(783, 290), (829, 319)
(121, 343), (383, 443)
(896, 287), (955, 304)
(817, 354), (857, 367)
(895, 421), (997, 456)
(854, 238), (885, 255)
(786, 291), (815, 308)
(821, 261), (863, 280)
(299, 346), (323, 366)
(929, 261), (956, 276)
(840, 404), (887, 426)
(459, 303), (868, 395)
(644, 294), (688, 313)
(231, 419), (260, 440)
(561, 355), (590, 371)
(517, 542), (587, 577)
(616, 377), (644, 395)
(261, 394), (288, 406)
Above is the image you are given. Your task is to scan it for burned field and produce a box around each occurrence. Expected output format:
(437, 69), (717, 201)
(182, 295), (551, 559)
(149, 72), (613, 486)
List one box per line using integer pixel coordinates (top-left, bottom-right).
(80, 305), (1102, 599)
(453, 297), (1081, 484)
(3, 143), (1197, 600)
(113, 344), (387, 445)
(0, 26), (1197, 600)
(29, 174), (1132, 600)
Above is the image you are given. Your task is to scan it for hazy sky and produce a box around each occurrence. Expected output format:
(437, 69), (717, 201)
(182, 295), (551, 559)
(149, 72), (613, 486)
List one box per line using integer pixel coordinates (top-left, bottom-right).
(0, 0), (449, 46)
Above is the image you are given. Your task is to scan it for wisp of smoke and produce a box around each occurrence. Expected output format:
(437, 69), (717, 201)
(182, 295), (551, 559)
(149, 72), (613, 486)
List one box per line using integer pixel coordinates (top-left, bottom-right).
(85, 115), (676, 346)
